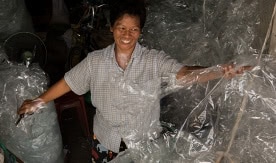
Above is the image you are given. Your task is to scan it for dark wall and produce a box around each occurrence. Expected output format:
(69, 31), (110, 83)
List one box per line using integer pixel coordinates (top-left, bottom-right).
(24, 0), (52, 32)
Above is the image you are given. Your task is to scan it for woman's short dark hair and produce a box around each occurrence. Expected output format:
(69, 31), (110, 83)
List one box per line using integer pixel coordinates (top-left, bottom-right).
(109, 0), (147, 29)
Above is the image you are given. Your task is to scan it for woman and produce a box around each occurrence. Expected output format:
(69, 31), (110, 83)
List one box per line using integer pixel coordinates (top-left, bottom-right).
(18, 0), (250, 162)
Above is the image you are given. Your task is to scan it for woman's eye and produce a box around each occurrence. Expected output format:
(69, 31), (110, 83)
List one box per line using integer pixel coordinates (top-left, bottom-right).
(119, 27), (125, 31)
(132, 28), (140, 32)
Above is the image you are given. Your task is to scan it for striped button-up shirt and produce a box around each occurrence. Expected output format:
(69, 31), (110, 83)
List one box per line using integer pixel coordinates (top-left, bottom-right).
(64, 43), (183, 152)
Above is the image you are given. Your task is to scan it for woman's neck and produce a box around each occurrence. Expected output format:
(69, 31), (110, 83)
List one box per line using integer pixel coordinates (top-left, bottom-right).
(115, 49), (133, 70)
(114, 45), (136, 69)
(115, 52), (131, 70)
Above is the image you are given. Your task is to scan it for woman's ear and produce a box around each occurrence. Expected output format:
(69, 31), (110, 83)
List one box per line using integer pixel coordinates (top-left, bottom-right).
(110, 26), (114, 32)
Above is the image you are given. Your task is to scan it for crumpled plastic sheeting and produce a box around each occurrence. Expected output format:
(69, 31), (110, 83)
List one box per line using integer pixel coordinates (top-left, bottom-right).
(0, 0), (34, 43)
(111, 0), (276, 162)
(0, 52), (64, 163)
(111, 62), (276, 163)
(141, 0), (259, 66)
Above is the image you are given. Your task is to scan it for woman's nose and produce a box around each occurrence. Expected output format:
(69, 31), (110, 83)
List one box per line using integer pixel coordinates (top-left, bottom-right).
(122, 33), (133, 40)
(122, 29), (132, 36)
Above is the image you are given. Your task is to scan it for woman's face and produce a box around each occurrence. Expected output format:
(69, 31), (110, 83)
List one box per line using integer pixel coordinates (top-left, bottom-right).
(110, 14), (141, 54)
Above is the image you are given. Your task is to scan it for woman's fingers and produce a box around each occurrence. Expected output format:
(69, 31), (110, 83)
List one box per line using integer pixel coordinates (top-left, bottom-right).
(236, 65), (253, 74)
(242, 65), (253, 71)
(18, 101), (34, 114)
(222, 64), (252, 79)
(17, 98), (45, 115)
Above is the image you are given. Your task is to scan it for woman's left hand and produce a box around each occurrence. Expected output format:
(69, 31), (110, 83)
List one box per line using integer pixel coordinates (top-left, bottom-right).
(221, 64), (252, 79)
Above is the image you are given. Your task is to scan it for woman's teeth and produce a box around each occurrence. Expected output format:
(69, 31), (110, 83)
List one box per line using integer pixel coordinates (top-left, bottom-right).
(122, 40), (131, 44)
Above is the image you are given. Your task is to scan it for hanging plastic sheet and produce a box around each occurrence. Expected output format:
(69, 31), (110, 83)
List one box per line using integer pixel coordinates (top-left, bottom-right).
(0, 52), (64, 163)
(111, 0), (276, 162)
(141, 0), (259, 66)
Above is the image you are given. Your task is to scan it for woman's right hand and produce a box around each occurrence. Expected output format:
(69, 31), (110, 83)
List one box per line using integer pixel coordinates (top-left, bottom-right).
(17, 98), (45, 115)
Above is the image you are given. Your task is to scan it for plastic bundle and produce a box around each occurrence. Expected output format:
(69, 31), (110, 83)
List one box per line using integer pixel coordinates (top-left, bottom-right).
(0, 52), (64, 163)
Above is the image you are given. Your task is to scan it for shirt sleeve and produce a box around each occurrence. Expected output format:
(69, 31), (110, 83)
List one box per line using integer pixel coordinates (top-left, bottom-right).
(64, 55), (92, 95)
(156, 50), (184, 76)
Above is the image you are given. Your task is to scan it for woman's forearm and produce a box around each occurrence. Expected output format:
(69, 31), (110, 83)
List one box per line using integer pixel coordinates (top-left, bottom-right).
(176, 64), (251, 86)
(39, 78), (71, 103)
(176, 66), (223, 85)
